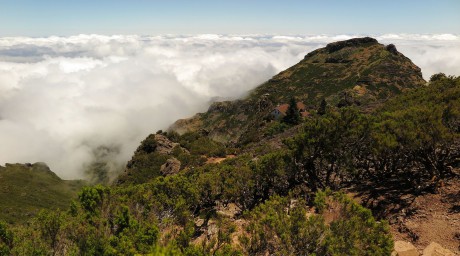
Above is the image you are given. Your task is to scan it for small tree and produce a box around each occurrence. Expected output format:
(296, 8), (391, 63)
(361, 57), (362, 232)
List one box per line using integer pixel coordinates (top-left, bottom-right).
(283, 97), (301, 125)
(318, 98), (327, 115)
(36, 210), (63, 255)
(429, 73), (447, 82)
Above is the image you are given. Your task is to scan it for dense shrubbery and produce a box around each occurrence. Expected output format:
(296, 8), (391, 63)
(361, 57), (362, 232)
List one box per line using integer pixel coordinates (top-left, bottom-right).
(241, 191), (393, 255)
(0, 221), (13, 256)
(287, 107), (369, 191)
(3, 184), (392, 255)
(174, 131), (227, 157)
(263, 121), (289, 137)
(287, 75), (460, 191)
(6, 179), (197, 255)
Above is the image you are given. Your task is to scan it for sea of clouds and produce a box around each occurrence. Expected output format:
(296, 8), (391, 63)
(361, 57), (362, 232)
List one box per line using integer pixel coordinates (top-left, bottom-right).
(0, 34), (459, 179)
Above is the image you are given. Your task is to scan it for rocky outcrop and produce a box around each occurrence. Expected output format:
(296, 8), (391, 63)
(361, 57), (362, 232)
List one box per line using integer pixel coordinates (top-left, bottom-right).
(325, 37), (378, 53)
(118, 133), (189, 184)
(169, 115), (204, 135)
(160, 157), (181, 176)
(154, 134), (180, 155)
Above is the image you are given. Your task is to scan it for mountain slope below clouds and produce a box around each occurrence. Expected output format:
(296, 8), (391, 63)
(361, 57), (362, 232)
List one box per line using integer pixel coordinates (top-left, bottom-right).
(170, 37), (426, 144)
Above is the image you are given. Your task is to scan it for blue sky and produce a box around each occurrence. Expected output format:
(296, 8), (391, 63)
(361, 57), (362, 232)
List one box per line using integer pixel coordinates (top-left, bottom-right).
(1, 0), (459, 36)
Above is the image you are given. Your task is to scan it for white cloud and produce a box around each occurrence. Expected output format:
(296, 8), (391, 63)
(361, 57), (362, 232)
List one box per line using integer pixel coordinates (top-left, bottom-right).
(0, 34), (459, 179)
(375, 34), (460, 79)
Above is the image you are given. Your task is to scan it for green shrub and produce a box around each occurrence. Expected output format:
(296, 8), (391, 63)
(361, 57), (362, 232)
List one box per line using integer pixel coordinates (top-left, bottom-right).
(264, 121), (289, 137)
(0, 221), (13, 256)
(242, 192), (393, 256)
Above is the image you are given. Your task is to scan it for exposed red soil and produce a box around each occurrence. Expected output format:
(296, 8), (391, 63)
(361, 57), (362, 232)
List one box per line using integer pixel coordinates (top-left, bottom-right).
(205, 154), (236, 164)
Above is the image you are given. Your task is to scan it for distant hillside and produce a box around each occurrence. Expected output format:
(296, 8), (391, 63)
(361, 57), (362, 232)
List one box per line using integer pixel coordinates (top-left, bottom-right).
(170, 37), (426, 144)
(0, 163), (85, 224)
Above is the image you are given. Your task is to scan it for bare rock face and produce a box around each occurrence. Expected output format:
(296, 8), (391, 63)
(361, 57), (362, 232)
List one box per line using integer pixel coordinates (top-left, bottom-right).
(206, 220), (219, 239)
(154, 134), (179, 155)
(392, 241), (420, 256)
(169, 115), (204, 135)
(422, 242), (455, 256)
(160, 157), (181, 176)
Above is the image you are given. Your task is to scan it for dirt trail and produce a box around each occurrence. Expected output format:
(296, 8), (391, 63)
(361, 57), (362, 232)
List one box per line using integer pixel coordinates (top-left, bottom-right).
(351, 176), (460, 254)
(390, 178), (460, 254)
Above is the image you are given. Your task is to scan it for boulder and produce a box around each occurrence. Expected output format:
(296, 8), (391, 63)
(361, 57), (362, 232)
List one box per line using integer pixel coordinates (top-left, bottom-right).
(422, 242), (455, 256)
(194, 218), (205, 227)
(160, 157), (181, 176)
(392, 241), (420, 256)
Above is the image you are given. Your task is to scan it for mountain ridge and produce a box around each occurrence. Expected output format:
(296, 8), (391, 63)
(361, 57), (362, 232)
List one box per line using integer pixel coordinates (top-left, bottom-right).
(170, 37), (426, 144)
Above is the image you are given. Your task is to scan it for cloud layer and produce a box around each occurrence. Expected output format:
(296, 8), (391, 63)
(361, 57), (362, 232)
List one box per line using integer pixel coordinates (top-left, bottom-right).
(0, 34), (459, 179)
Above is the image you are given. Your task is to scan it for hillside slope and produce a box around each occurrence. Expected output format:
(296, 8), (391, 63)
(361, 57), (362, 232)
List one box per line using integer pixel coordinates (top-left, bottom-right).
(170, 37), (425, 144)
(0, 163), (85, 224)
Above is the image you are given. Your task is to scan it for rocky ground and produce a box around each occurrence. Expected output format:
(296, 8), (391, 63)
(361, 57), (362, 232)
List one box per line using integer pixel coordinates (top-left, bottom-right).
(189, 175), (460, 255)
(349, 174), (459, 255)
(392, 240), (457, 256)
(390, 177), (460, 254)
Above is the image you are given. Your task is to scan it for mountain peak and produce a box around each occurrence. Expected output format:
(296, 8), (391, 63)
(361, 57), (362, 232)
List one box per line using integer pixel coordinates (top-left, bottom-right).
(171, 38), (426, 143)
(325, 37), (378, 53)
